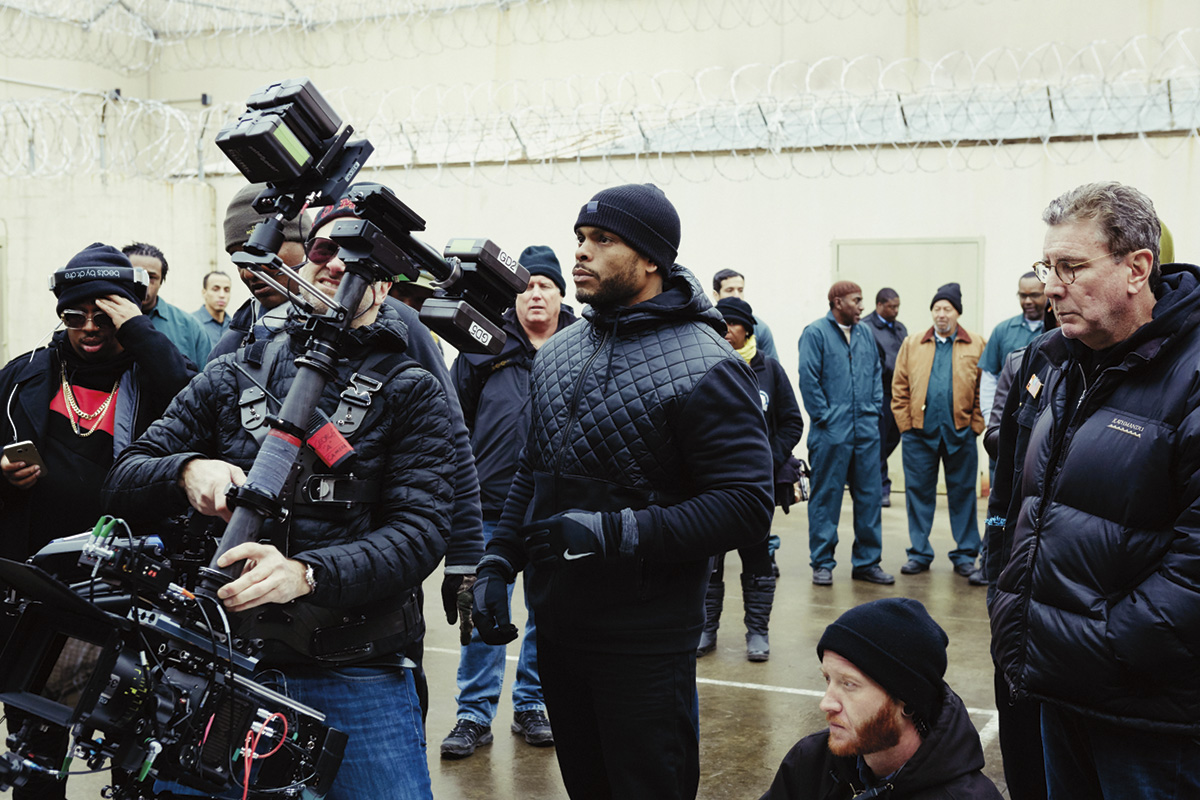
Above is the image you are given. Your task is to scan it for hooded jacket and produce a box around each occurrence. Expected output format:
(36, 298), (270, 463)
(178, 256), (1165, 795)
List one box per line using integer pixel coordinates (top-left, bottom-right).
(988, 262), (1200, 732)
(102, 303), (454, 616)
(0, 317), (194, 560)
(484, 264), (774, 654)
(451, 304), (578, 517)
(759, 686), (1001, 800)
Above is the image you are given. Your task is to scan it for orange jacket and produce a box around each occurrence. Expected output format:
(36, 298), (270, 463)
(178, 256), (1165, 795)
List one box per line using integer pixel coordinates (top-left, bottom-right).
(891, 326), (986, 435)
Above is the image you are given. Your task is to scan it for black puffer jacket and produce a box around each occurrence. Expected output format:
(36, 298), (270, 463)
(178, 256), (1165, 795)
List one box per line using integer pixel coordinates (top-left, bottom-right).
(486, 264), (774, 654)
(211, 296), (485, 575)
(759, 686), (1001, 799)
(102, 304), (455, 611)
(988, 263), (1200, 732)
(451, 304), (577, 517)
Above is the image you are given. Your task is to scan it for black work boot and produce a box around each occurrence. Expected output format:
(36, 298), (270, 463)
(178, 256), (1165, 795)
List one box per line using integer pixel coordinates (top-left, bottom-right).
(742, 573), (776, 662)
(697, 579), (724, 657)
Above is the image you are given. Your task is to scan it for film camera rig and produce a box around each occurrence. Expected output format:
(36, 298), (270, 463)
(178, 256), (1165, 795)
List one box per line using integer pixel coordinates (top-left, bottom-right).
(0, 79), (528, 797)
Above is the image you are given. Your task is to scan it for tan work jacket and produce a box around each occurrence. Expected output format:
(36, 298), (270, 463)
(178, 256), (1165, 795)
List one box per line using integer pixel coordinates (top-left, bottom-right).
(891, 326), (986, 435)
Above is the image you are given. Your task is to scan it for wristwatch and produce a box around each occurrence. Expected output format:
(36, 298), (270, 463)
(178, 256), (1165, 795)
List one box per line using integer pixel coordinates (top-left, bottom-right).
(302, 562), (317, 594)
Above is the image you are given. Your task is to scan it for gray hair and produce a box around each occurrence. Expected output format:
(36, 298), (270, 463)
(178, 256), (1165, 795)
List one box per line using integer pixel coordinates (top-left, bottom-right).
(1043, 182), (1161, 292)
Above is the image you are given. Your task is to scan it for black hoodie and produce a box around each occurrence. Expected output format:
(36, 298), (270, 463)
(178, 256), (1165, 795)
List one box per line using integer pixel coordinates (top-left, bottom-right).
(484, 263), (775, 654)
(760, 685), (1001, 799)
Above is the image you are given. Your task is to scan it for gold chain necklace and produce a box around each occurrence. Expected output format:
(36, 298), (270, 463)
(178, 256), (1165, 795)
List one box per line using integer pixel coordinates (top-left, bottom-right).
(59, 363), (119, 438)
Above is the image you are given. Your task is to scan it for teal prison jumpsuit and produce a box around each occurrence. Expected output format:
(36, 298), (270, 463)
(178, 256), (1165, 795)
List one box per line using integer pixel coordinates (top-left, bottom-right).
(796, 312), (884, 572)
(900, 331), (980, 569)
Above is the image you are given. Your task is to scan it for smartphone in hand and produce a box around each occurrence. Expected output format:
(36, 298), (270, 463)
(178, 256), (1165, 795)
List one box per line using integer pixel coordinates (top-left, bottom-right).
(3, 440), (47, 478)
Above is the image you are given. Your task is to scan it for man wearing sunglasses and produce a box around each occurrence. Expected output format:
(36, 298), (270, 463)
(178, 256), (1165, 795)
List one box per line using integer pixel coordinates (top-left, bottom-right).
(0, 242), (194, 800)
(988, 182), (1200, 799)
(104, 197), (464, 799)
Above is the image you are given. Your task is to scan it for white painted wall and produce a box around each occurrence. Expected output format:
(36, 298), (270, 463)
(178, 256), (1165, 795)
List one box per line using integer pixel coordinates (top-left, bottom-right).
(2, 0), (1197, 377)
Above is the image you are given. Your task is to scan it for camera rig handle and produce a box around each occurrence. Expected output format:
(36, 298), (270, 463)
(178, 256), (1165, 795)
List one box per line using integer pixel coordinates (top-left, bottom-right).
(197, 265), (373, 596)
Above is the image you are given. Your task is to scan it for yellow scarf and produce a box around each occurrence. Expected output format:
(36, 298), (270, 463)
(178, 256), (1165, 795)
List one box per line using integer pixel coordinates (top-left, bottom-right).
(736, 334), (757, 364)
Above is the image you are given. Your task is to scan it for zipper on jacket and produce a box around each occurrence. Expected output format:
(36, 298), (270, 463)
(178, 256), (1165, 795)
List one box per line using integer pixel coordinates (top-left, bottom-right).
(1017, 350), (1150, 682)
(552, 330), (610, 492)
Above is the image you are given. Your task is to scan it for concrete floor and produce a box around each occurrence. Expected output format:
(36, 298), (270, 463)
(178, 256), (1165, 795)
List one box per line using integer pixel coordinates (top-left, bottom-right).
(423, 492), (1005, 800)
(56, 491), (1005, 798)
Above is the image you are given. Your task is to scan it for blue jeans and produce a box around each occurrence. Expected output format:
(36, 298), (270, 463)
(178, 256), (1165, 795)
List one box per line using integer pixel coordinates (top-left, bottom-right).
(158, 664), (431, 800)
(455, 518), (543, 724)
(1041, 703), (1200, 799)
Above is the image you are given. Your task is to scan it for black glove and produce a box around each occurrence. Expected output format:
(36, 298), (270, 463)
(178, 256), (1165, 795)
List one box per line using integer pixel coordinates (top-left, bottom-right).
(471, 558), (518, 646)
(521, 510), (624, 568)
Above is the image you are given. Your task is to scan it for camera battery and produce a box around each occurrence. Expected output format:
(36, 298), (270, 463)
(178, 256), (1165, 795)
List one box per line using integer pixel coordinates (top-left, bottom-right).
(247, 78), (341, 142)
(216, 110), (314, 184)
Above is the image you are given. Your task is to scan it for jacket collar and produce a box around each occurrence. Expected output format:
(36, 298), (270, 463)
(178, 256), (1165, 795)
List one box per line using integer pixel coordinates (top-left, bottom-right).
(920, 326), (972, 345)
(584, 263), (724, 337)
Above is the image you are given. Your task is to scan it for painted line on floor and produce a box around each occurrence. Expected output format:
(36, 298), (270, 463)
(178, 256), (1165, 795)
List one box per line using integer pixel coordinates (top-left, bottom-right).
(427, 646), (999, 748)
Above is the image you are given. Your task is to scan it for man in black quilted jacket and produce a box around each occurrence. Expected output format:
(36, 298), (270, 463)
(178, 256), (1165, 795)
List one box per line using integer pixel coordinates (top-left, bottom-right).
(471, 183), (774, 799)
(102, 206), (456, 799)
(988, 181), (1200, 799)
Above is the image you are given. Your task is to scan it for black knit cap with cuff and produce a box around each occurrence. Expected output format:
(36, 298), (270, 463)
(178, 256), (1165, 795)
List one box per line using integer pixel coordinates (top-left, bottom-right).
(716, 297), (756, 335)
(930, 282), (964, 315)
(574, 183), (681, 270)
(817, 598), (949, 723)
(519, 245), (566, 296)
(52, 243), (145, 315)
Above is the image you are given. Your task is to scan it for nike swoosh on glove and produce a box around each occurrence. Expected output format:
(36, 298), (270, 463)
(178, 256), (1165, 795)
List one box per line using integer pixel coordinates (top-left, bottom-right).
(521, 510), (630, 567)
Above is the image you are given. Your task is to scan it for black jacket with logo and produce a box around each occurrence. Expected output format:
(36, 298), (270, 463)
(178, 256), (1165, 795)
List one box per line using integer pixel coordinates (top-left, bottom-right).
(988, 262), (1200, 732)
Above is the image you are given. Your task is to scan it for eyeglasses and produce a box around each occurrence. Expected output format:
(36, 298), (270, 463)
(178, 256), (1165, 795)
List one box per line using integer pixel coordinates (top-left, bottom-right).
(305, 237), (340, 266)
(1017, 291), (1045, 301)
(60, 309), (114, 329)
(1031, 252), (1118, 286)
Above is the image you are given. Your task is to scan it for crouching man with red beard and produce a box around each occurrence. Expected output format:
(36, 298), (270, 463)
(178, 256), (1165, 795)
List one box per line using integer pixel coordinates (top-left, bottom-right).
(760, 599), (1001, 800)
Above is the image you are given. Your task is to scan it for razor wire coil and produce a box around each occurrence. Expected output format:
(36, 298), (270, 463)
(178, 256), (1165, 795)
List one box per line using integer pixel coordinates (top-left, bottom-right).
(0, 29), (1196, 184)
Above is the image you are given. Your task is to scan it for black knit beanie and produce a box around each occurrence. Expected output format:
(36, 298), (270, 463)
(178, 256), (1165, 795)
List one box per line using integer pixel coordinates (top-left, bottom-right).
(817, 598), (949, 722)
(574, 183), (681, 269)
(52, 243), (145, 314)
(716, 297), (755, 335)
(931, 282), (963, 315)
(520, 245), (566, 296)
(224, 183), (313, 253)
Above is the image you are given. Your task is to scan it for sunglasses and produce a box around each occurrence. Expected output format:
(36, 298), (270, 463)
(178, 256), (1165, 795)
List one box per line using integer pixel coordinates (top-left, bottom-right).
(306, 237), (340, 266)
(61, 309), (114, 330)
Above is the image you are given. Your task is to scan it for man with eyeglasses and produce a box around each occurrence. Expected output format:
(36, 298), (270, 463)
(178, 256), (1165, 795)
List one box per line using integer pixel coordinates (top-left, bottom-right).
(0, 243), (194, 800)
(987, 181), (1200, 799)
(977, 272), (1047, 430)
